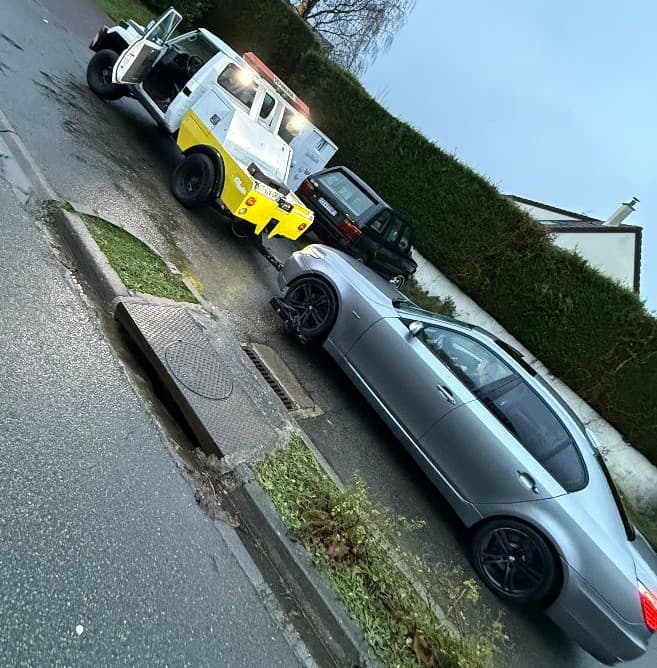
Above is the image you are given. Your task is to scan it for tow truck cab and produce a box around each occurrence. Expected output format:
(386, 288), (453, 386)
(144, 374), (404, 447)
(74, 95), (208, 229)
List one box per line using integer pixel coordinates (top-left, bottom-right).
(89, 8), (337, 240)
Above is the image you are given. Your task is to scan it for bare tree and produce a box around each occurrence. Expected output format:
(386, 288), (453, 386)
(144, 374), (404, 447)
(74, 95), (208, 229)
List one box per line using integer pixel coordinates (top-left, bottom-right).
(295, 0), (415, 74)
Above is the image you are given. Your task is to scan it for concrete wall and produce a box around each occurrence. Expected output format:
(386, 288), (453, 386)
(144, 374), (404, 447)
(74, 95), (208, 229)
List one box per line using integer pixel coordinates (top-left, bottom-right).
(412, 248), (657, 510)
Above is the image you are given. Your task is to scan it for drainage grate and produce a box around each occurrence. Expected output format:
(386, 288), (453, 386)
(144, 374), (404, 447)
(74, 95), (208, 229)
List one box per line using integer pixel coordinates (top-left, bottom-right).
(242, 345), (296, 411)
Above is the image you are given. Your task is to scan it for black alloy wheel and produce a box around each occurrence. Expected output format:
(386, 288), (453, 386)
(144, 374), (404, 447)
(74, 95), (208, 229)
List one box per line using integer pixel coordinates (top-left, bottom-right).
(171, 153), (218, 209)
(286, 277), (337, 341)
(472, 519), (557, 605)
(86, 49), (125, 101)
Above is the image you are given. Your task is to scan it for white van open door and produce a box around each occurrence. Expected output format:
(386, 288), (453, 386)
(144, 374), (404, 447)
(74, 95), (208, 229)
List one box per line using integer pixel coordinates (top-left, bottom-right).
(286, 125), (338, 192)
(112, 8), (182, 84)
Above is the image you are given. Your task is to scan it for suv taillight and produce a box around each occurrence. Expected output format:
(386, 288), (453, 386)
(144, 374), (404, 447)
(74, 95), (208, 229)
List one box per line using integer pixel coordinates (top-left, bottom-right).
(299, 179), (315, 196)
(338, 218), (362, 243)
(639, 582), (657, 631)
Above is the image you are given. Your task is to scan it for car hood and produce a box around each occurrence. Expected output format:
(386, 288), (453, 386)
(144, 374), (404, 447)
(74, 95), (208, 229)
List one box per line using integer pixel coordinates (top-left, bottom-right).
(321, 246), (404, 308)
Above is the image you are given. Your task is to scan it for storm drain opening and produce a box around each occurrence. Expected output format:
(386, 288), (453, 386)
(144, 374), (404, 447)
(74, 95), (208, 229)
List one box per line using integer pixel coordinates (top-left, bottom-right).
(241, 343), (323, 418)
(242, 345), (296, 411)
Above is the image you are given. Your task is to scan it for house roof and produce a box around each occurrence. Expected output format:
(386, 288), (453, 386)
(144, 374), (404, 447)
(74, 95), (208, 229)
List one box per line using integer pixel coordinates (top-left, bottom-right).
(505, 194), (603, 223)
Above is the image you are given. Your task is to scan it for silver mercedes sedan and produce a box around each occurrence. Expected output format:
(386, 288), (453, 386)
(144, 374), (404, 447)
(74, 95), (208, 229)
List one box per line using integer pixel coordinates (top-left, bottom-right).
(271, 244), (657, 664)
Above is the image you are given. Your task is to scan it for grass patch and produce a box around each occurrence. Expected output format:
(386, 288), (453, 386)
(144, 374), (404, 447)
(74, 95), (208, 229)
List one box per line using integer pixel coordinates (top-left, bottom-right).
(402, 277), (457, 317)
(255, 438), (506, 668)
(78, 213), (196, 303)
(92, 0), (156, 25)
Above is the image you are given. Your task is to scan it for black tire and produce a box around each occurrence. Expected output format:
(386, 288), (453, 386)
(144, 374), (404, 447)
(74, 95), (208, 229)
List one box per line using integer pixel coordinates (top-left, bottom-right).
(171, 153), (220, 209)
(286, 277), (337, 342)
(86, 49), (125, 101)
(472, 518), (558, 606)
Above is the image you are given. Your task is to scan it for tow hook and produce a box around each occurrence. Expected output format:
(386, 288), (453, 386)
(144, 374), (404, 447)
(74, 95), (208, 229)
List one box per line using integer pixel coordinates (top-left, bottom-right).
(270, 296), (308, 344)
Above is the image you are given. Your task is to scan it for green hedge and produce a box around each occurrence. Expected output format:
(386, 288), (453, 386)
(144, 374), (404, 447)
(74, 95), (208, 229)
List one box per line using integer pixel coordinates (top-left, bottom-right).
(199, 1), (657, 464)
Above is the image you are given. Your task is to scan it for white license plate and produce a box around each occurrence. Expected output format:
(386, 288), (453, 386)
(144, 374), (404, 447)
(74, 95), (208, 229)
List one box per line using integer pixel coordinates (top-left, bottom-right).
(317, 196), (337, 217)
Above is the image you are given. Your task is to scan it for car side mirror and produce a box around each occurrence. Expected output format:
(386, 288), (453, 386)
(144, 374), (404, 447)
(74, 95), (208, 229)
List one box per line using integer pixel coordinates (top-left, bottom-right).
(408, 321), (424, 337)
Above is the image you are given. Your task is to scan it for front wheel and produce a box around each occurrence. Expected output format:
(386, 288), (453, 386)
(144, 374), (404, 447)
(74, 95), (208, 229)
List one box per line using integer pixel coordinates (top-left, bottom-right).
(86, 49), (125, 101)
(472, 518), (558, 606)
(171, 153), (219, 209)
(286, 277), (337, 342)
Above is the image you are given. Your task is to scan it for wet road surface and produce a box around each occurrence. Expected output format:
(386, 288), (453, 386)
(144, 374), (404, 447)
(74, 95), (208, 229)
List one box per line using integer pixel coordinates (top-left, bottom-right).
(1, 1), (655, 665)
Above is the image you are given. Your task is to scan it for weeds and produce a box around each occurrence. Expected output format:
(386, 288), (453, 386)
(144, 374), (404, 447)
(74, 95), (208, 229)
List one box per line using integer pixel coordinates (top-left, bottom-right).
(92, 0), (156, 25)
(255, 437), (506, 667)
(402, 278), (457, 318)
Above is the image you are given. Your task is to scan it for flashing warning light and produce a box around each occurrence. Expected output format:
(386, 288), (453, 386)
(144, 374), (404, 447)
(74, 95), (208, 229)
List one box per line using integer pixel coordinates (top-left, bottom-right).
(243, 51), (310, 117)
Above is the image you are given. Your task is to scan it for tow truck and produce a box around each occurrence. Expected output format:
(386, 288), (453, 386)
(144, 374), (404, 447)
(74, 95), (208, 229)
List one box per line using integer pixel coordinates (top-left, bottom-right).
(86, 7), (337, 248)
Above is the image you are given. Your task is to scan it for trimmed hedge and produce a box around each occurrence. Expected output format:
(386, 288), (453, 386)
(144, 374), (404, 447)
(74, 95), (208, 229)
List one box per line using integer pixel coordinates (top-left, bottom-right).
(198, 1), (657, 464)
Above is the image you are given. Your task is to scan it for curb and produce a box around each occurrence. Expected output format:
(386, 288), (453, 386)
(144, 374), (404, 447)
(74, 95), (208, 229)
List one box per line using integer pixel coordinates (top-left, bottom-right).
(2, 109), (371, 667)
(227, 463), (376, 667)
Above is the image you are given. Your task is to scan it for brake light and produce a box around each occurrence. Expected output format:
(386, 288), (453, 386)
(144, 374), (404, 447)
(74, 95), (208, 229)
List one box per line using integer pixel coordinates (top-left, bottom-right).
(299, 179), (315, 196)
(639, 582), (657, 631)
(245, 197), (257, 207)
(298, 223), (308, 232)
(339, 218), (362, 243)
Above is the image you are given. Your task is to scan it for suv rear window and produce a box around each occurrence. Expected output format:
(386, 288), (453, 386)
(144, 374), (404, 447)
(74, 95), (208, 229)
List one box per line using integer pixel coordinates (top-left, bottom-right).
(316, 171), (376, 218)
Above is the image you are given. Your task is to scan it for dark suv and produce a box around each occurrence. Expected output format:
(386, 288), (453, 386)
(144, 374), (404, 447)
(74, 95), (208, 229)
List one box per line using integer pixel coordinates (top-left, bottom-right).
(297, 166), (417, 286)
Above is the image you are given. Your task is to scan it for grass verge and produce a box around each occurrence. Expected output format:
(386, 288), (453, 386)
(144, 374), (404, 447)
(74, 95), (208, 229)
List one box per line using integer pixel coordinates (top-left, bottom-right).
(79, 213), (197, 302)
(255, 437), (506, 668)
(92, 0), (156, 25)
(402, 277), (457, 318)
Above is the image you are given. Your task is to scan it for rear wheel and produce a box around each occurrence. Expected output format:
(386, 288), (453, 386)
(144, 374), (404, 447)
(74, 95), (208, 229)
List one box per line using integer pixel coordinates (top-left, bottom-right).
(286, 277), (337, 341)
(86, 49), (125, 100)
(171, 153), (219, 209)
(472, 518), (558, 606)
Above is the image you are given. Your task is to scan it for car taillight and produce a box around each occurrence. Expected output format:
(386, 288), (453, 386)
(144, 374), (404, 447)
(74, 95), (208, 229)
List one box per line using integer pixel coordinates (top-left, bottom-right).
(299, 179), (315, 196)
(338, 218), (362, 243)
(245, 196), (257, 206)
(639, 582), (657, 632)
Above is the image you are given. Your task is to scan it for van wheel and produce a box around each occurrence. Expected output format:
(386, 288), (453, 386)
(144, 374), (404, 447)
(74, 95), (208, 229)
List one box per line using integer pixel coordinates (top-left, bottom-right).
(171, 153), (218, 209)
(87, 50), (125, 101)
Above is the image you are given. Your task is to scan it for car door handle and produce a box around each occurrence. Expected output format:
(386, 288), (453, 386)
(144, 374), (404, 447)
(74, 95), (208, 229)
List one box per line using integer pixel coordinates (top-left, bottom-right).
(437, 385), (457, 405)
(518, 471), (540, 495)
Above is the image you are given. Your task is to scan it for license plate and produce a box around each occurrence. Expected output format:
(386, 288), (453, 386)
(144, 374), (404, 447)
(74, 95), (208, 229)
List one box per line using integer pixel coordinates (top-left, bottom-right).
(317, 196), (337, 217)
(277, 198), (293, 213)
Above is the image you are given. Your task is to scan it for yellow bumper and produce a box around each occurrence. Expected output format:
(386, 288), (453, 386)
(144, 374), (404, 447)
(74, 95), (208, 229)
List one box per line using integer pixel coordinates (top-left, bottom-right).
(177, 111), (314, 241)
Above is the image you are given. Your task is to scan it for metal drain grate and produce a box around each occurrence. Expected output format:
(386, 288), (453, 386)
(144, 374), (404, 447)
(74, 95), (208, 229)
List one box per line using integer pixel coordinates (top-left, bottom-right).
(242, 345), (296, 411)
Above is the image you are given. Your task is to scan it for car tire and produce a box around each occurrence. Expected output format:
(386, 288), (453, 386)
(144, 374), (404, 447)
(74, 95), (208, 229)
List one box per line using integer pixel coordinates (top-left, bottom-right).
(86, 50), (125, 101)
(286, 277), (337, 342)
(171, 153), (219, 209)
(472, 518), (558, 606)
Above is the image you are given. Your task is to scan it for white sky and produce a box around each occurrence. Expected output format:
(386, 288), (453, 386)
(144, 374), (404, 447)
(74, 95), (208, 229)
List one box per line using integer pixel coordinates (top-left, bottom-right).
(361, 0), (656, 310)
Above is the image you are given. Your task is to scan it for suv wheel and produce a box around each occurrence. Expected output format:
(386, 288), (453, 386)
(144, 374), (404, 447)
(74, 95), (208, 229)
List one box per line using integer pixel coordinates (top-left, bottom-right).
(390, 274), (406, 289)
(86, 50), (125, 101)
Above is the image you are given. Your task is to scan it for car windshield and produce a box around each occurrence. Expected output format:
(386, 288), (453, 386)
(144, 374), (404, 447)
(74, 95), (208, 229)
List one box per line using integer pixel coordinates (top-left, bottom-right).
(315, 171), (376, 219)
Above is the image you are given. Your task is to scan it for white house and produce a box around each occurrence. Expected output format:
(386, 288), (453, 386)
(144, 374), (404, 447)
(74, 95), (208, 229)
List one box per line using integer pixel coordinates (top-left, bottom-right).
(506, 194), (643, 292)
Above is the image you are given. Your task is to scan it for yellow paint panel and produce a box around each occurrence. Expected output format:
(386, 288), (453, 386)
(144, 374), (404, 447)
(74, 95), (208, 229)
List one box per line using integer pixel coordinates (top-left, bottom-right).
(177, 111), (314, 241)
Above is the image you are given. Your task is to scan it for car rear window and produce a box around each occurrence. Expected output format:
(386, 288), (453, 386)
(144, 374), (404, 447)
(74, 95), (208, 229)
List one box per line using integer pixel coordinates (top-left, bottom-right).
(484, 380), (587, 492)
(315, 172), (376, 218)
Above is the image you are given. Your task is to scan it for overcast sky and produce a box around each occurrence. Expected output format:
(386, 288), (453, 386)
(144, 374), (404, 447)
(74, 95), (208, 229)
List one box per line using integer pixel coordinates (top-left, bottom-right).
(361, 0), (656, 311)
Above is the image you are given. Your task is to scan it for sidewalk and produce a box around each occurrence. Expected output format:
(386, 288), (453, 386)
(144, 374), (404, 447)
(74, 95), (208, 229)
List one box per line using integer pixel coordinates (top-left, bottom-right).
(0, 176), (301, 664)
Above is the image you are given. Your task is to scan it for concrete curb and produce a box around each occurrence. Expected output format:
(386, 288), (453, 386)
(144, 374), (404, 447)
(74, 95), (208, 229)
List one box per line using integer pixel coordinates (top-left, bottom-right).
(227, 463), (376, 667)
(50, 208), (130, 304)
(2, 109), (371, 667)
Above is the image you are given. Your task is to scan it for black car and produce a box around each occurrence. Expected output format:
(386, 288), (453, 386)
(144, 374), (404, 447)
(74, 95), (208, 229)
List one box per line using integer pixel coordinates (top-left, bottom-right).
(297, 166), (417, 286)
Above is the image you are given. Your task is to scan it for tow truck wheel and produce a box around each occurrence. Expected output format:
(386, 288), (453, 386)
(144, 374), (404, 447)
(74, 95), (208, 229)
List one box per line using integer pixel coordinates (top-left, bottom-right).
(171, 153), (218, 209)
(86, 50), (125, 101)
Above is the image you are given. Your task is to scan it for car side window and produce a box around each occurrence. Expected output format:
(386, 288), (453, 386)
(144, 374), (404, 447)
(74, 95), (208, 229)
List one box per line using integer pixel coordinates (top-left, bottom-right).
(484, 380), (587, 491)
(369, 211), (390, 234)
(397, 227), (412, 254)
(259, 93), (276, 119)
(419, 326), (514, 391)
(383, 216), (403, 246)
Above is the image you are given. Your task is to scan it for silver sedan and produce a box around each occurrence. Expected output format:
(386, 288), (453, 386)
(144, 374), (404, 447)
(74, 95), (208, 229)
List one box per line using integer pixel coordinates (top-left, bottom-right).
(271, 244), (657, 664)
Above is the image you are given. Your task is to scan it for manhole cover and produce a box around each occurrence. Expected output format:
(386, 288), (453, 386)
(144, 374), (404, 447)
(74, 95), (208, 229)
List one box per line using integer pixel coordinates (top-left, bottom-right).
(164, 340), (233, 400)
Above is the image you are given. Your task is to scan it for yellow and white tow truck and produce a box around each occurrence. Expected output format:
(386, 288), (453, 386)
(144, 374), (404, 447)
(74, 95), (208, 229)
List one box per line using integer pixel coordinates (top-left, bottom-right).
(87, 7), (337, 241)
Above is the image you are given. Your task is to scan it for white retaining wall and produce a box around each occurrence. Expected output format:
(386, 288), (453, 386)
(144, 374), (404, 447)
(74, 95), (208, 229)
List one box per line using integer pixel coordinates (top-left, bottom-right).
(413, 249), (657, 510)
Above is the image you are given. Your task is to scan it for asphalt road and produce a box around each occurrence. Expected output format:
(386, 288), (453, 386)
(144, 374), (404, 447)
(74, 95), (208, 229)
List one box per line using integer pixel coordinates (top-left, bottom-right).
(1, 1), (654, 665)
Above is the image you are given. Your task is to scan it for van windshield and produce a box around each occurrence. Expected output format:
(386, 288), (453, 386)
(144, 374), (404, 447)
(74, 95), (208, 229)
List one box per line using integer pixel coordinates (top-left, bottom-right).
(316, 171), (376, 219)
